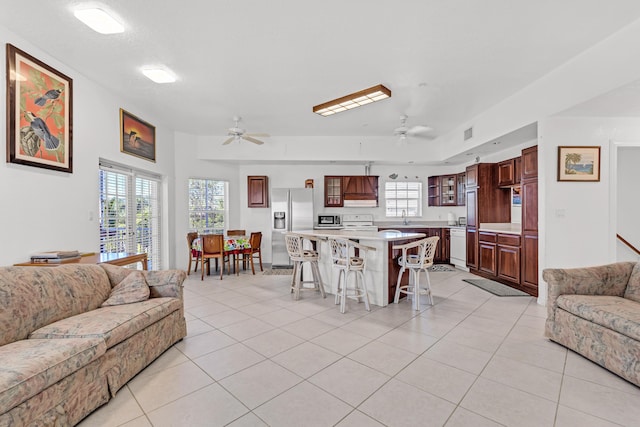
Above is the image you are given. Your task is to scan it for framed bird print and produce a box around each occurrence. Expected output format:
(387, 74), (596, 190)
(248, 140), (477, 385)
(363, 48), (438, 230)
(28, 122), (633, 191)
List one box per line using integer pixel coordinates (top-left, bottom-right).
(120, 109), (156, 162)
(6, 44), (72, 173)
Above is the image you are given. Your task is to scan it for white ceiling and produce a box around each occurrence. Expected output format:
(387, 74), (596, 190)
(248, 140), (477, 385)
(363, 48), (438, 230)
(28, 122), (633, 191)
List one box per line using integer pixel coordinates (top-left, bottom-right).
(2, 0), (640, 142)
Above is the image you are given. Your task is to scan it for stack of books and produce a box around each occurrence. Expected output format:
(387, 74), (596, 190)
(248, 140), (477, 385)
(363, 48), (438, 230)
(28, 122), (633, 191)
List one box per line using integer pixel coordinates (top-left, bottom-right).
(30, 250), (81, 264)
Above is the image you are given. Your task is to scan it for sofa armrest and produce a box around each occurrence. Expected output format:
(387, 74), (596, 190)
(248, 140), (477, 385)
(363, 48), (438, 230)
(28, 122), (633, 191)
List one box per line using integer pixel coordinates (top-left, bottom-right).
(543, 262), (635, 320)
(143, 269), (186, 300)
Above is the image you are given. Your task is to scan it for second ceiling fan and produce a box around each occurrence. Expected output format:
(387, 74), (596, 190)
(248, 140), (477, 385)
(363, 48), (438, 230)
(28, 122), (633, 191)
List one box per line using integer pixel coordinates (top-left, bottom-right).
(223, 116), (269, 145)
(393, 114), (434, 142)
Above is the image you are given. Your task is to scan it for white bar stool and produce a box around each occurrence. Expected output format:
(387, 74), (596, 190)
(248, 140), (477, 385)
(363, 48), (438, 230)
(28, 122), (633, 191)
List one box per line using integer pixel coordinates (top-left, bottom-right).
(285, 233), (326, 300)
(328, 237), (375, 314)
(393, 236), (439, 311)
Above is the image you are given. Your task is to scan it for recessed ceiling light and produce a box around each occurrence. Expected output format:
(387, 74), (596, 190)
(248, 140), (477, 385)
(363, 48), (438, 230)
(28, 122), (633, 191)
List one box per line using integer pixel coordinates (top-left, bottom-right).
(142, 68), (176, 84)
(74, 8), (124, 34)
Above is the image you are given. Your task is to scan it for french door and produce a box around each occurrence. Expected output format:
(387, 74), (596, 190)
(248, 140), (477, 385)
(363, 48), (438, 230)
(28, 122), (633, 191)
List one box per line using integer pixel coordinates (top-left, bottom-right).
(99, 160), (162, 269)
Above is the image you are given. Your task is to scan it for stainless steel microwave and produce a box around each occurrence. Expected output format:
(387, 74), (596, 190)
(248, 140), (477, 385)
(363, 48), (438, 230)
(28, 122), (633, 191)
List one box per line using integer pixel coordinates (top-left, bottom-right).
(317, 214), (341, 227)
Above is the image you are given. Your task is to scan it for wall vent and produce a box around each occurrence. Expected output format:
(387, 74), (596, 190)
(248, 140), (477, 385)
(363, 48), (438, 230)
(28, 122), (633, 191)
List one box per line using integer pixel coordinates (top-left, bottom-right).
(464, 126), (473, 141)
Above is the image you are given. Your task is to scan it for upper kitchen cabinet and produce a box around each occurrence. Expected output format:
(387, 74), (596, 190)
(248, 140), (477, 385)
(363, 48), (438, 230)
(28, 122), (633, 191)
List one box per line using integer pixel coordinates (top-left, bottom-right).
(497, 157), (521, 187)
(247, 176), (269, 208)
(427, 176), (441, 206)
(428, 173), (466, 206)
(521, 145), (538, 180)
(324, 176), (343, 207)
(440, 175), (457, 205)
(324, 175), (379, 207)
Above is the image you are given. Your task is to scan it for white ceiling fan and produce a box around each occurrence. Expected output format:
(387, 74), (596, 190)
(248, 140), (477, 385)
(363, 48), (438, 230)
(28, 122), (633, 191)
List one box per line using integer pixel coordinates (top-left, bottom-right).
(222, 116), (269, 145)
(393, 114), (434, 143)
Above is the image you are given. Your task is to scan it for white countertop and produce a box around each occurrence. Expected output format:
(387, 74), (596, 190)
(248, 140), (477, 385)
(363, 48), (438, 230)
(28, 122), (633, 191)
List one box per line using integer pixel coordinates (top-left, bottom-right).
(296, 229), (426, 242)
(375, 221), (464, 229)
(479, 223), (522, 235)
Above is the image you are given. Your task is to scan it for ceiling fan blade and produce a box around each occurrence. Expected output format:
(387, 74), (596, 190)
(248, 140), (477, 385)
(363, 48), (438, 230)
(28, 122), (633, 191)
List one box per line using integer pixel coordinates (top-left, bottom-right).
(245, 132), (270, 137)
(242, 135), (264, 145)
(407, 125), (434, 136)
(222, 136), (235, 145)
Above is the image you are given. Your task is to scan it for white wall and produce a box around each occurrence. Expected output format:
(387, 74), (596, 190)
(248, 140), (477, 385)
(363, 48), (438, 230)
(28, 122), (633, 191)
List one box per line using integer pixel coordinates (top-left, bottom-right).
(0, 27), (177, 267)
(617, 145), (640, 261)
(540, 117), (640, 272)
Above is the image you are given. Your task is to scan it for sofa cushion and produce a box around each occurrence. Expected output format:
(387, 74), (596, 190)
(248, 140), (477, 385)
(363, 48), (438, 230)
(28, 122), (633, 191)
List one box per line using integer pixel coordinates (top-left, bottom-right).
(623, 263), (640, 303)
(102, 271), (150, 307)
(0, 337), (106, 414)
(556, 295), (640, 341)
(29, 298), (182, 348)
(0, 265), (112, 346)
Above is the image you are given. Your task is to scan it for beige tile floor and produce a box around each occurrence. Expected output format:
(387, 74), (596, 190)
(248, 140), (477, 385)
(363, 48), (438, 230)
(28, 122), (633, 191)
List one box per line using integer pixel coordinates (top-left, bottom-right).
(79, 267), (640, 427)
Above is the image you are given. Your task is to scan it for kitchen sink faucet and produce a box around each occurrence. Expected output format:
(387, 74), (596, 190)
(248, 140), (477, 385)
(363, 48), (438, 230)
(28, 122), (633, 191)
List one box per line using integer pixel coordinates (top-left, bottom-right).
(402, 209), (409, 225)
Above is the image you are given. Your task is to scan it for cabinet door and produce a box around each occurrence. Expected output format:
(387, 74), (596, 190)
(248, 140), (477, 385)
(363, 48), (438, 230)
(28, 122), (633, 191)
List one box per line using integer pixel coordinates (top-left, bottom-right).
(522, 180), (538, 233)
(521, 146), (538, 180)
(247, 176), (269, 208)
(466, 165), (478, 187)
(428, 176), (441, 206)
(498, 244), (520, 283)
(466, 228), (478, 269)
(465, 188), (478, 228)
(522, 233), (538, 294)
(456, 173), (466, 206)
(440, 176), (457, 205)
(324, 176), (343, 207)
(515, 156), (522, 184)
(442, 228), (450, 263)
(479, 242), (497, 276)
(497, 159), (515, 187)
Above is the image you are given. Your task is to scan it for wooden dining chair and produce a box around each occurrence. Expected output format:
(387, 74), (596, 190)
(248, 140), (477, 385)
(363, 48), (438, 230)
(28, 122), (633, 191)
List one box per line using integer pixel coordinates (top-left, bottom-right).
(244, 232), (263, 274)
(227, 229), (246, 236)
(186, 232), (200, 275)
(200, 234), (230, 280)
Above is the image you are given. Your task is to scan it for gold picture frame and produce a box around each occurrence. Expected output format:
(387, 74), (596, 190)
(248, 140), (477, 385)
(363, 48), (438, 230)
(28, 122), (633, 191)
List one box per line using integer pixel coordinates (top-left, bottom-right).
(557, 146), (601, 182)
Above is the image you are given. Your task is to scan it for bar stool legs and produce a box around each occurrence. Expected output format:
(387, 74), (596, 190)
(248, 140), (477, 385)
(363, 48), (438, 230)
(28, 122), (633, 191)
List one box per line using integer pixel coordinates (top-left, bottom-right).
(334, 265), (370, 314)
(291, 258), (326, 300)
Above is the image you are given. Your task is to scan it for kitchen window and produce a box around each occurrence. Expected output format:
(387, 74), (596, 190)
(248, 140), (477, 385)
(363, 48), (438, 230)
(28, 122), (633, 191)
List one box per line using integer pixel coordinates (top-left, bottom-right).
(188, 178), (228, 233)
(385, 181), (422, 217)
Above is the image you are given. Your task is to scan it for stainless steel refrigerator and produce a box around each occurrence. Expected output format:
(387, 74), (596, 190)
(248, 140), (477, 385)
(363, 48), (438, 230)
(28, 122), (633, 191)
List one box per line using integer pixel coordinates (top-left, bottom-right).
(271, 188), (314, 267)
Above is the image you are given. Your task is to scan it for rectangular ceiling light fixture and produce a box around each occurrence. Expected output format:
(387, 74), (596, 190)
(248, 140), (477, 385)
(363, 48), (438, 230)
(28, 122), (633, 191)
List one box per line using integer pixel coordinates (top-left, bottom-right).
(313, 84), (391, 116)
(74, 8), (124, 34)
(142, 68), (176, 84)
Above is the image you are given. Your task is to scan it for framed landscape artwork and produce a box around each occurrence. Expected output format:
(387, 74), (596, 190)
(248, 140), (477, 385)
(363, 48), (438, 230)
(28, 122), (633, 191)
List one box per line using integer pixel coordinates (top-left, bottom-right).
(557, 146), (601, 182)
(6, 44), (73, 173)
(120, 109), (156, 162)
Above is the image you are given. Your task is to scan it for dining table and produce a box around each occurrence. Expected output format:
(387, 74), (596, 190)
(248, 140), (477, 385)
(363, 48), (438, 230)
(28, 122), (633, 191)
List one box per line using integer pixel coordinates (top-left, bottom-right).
(192, 235), (251, 275)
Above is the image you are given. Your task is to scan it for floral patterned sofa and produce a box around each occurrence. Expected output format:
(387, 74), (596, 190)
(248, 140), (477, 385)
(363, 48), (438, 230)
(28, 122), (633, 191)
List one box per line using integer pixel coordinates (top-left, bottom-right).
(0, 263), (187, 426)
(544, 261), (640, 386)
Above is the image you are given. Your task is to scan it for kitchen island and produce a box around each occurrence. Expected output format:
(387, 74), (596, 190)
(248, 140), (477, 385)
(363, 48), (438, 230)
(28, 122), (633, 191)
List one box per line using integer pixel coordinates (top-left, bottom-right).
(296, 229), (426, 307)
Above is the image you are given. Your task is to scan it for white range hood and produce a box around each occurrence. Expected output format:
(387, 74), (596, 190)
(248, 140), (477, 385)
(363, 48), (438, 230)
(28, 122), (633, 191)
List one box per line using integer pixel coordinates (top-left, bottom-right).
(343, 199), (377, 208)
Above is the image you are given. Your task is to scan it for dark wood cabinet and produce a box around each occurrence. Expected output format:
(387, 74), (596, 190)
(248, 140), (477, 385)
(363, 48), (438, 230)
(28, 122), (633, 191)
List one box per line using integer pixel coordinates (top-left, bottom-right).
(498, 159), (515, 187)
(247, 176), (269, 208)
(521, 146), (538, 180)
(497, 234), (521, 283)
(440, 175), (457, 205)
(324, 176), (344, 207)
(428, 176), (441, 206)
(521, 145), (538, 296)
(465, 163), (511, 272)
(498, 156), (522, 187)
(456, 173), (466, 206)
(466, 228), (478, 269)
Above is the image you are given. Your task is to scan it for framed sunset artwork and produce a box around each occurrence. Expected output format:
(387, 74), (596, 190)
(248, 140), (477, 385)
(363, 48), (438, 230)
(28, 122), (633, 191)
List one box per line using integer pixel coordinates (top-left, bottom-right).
(6, 44), (73, 173)
(120, 109), (156, 162)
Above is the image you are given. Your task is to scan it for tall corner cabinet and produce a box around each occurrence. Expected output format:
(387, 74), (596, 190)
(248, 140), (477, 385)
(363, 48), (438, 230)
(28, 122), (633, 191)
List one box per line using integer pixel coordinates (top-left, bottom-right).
(520, 146), (538, 295)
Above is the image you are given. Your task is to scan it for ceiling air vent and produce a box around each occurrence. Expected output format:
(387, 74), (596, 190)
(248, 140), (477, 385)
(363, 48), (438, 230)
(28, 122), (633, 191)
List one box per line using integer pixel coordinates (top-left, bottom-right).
(464, 126), (473, 141)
